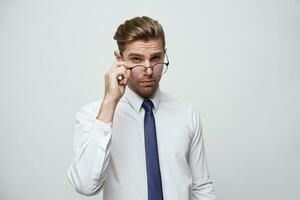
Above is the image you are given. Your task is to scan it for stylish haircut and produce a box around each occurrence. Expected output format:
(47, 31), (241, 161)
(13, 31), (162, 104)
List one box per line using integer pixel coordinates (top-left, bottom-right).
(113, 16), (166, 54)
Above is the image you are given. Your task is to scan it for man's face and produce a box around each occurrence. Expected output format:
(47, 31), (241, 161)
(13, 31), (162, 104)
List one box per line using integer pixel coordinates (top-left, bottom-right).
(121, 39), (164, 99)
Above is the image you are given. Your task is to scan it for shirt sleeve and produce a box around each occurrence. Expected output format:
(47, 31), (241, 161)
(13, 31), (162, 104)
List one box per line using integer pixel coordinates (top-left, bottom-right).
(188, 107), (217, 200)
(68, 102), (112, 196)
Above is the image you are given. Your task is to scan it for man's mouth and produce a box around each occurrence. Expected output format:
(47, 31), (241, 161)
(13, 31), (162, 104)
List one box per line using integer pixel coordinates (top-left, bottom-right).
(140, 80), (156, 86)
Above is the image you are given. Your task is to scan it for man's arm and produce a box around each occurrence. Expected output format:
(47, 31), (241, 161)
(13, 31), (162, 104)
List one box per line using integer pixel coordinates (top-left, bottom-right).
(68, 59), (131, 195)
(68, 103), (112, 195)
(188, 107), (217, 200)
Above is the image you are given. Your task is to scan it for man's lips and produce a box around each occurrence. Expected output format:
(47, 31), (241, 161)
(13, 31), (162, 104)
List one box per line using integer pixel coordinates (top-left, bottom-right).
(140, 80), (156, 86)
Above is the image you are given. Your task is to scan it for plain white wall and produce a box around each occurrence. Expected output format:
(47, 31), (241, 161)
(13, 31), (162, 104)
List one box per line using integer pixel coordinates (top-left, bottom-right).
(1, 0), (299, 199)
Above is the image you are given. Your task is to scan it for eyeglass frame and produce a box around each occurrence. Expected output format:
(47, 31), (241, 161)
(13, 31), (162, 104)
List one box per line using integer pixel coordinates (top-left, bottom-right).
(121, 53), (170, 75)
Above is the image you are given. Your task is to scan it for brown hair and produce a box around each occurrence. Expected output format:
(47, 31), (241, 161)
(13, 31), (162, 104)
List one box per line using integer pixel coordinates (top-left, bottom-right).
(113, 16), (166, 54)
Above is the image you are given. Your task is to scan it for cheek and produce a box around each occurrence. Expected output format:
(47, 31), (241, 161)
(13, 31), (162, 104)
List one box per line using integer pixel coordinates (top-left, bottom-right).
(129, 71), (141, 81)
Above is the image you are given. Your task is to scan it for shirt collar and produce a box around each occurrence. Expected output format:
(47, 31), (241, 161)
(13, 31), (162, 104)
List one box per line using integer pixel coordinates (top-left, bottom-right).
(123, 86), (161, 113)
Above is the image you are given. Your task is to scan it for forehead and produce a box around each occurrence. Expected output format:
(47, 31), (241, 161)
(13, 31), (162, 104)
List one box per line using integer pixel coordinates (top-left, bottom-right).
(122, 39), (164, 57)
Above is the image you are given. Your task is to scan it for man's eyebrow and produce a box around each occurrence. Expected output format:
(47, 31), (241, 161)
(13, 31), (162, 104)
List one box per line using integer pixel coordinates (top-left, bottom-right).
(127, 52), (163, 58)
(150, 52), (163, 58)
(127, 53), (144, 58)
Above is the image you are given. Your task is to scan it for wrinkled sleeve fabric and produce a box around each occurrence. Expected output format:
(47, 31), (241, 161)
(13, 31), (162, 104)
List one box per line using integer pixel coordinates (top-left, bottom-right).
(68, 102), (112, 196)
(189, 107), (217, 200)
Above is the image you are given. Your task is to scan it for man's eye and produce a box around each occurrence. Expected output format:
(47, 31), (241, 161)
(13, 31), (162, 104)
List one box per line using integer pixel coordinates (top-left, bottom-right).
(131, 57), (141, 63)
(151, 56), (162, 62)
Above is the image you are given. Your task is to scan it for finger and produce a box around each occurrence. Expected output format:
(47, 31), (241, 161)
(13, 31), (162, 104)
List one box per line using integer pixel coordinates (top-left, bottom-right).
(118, 76), (128, 85)
(114, 50), (122, 62)
(117, 75), (124, 81)
(111, 66), (127, 80)
(125, 68), (131, 80)
(118, 69), (131, 85)
(118, 78), (127, 85)
(112, 63), (131, 78)
(112, 62), (130, 81)
(111, 61), (127, 70)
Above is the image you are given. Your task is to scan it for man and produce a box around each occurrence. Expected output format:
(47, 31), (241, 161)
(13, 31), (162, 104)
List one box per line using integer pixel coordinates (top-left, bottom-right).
(68, 16), (217, 200)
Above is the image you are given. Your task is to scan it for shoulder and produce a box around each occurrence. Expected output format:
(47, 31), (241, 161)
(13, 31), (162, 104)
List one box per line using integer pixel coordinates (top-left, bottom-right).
(159, 91), (201, 124)
(159, 91), (199, 113)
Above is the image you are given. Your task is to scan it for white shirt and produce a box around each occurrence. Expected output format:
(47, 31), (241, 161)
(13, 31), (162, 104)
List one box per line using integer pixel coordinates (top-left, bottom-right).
(68, 87), (217, 200)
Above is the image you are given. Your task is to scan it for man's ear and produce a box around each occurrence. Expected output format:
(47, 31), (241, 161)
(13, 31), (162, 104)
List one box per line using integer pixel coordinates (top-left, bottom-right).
(114, 50), (122, 62)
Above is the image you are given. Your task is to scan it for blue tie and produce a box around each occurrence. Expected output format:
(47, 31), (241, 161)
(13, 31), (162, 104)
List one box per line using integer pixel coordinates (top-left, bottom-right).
(142, 100), (164, 200)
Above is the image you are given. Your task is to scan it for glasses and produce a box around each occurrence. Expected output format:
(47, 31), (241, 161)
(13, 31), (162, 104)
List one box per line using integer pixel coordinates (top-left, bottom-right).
(125, 53), (170, 76)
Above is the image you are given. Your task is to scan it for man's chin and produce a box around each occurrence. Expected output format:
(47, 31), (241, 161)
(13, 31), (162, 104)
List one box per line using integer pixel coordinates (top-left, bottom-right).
(131, 85), (158, 99)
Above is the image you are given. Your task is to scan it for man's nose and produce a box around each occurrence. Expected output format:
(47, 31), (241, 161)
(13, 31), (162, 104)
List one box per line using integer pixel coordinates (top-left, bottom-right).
(145, 66), (153, 76)
(144, 60), (153, 76)
(144, 60), (151, 68)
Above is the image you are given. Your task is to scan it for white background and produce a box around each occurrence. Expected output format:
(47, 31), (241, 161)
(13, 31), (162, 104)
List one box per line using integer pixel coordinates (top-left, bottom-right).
(1, 0), (299, 199)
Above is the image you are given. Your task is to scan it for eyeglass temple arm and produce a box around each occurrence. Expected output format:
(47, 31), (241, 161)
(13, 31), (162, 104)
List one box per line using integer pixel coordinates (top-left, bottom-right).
(165, 53), (170, 66)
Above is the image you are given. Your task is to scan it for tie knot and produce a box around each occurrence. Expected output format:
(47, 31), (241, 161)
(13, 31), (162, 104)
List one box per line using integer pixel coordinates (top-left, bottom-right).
(142, 99), (154, 112)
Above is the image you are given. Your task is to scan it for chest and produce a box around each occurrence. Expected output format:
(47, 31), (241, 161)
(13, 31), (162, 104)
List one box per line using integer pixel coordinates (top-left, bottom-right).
(111, 108), (192, 161)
